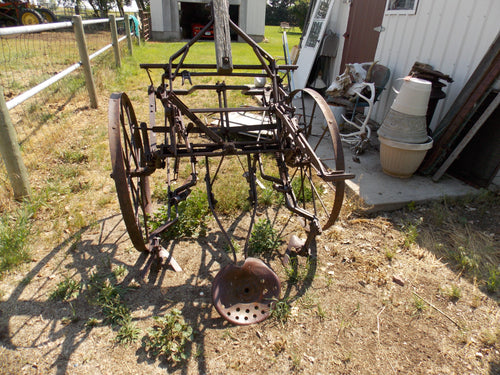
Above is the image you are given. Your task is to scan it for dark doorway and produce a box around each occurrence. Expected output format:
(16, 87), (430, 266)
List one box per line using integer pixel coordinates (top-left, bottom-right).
(179, 2), (239, 40)
(448, 91), (500, 188)
(340, 0), (386, 72)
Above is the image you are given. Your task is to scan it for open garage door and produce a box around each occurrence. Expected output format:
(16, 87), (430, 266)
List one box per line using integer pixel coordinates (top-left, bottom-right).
(179, 2), (239, 40)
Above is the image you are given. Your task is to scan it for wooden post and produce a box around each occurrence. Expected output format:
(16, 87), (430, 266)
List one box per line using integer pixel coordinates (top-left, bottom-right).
(0, 87), (31, 200)
(73, 15), (98, 109)
(109, 15), (121, 68)
(124, 14), (133, 55)
(213, 0), (233, 74)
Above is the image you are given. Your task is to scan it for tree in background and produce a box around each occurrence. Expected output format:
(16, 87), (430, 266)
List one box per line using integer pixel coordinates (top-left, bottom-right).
(134, 0), (149, 11)
(266, 0), (310, 29)
(290, 0), (310, 30)
(59, 0), (141, 17)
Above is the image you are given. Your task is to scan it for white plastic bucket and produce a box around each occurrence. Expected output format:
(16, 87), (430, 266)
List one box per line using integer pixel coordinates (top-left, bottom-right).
(329, 105), (346, 127)
(391, 77), (432, 116)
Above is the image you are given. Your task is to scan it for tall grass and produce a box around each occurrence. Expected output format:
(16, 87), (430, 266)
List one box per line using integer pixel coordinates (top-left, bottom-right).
(0, 203), (35, 276)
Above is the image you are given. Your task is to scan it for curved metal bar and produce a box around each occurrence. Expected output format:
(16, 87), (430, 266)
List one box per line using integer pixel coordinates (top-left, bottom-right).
(204, 156), (237, 263)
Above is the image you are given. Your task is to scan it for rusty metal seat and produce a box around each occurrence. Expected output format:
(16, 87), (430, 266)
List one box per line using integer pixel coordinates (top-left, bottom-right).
(212, 258), (280, 325)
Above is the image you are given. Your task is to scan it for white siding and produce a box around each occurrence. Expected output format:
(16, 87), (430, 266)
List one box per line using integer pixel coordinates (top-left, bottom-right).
(373, 0), (500, 131)
(327, 1), (350, 80)
(241, 0), (266, 37)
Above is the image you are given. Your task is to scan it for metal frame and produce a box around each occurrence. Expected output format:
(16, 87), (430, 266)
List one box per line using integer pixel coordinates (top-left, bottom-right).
(109, 1), (353, 285)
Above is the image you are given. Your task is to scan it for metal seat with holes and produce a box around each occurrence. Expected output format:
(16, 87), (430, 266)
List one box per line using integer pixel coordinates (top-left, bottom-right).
(212, 258), (280, 325)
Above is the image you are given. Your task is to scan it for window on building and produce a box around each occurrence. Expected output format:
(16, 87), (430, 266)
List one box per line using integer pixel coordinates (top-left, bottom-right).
(385, 0), (419, 15)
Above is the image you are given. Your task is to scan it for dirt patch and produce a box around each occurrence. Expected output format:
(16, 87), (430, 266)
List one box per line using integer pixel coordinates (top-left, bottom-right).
(1, 191), (499, 374)
(0, 84), (499, 374)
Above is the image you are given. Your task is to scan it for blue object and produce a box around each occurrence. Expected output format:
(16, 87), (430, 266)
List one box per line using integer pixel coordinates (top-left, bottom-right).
(129, 15), (140, 38)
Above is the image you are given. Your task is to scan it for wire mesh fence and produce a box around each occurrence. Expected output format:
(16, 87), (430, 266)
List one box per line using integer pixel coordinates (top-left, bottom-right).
(0, 16), (132, 201)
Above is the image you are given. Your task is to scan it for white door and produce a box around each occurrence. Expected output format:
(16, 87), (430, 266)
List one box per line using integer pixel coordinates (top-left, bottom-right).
(293, 0), (335, 90)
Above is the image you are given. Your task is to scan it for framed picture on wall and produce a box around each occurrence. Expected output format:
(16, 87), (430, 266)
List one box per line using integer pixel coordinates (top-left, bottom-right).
(385, 0), (419, 15)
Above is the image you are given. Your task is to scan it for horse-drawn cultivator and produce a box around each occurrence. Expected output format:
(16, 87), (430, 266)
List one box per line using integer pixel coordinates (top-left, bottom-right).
(108, 0), (352, 325)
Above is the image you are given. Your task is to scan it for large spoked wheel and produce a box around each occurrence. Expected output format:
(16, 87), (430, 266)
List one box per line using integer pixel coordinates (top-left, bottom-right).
(108, 92), (152, 252)
(285, 88), (346, 231)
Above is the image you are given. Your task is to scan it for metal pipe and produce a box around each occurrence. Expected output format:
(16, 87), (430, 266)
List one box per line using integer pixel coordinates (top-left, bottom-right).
(0, 17), (121, 36)
(0, 21), (72, 35)
(6, 35), (127, 110)
(6, 62), (81, 110)
(140, 63), (297, 71)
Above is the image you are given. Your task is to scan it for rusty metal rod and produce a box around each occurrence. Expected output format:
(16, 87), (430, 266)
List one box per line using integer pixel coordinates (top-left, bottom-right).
(140, 63), (297, 71)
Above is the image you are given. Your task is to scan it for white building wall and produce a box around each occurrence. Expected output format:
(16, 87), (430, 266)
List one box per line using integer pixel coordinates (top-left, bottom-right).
(373, 0), (500, 131)
(327, 0), (350, 79)
(241, 0), (266, 40)
(150, 0), (266, 42)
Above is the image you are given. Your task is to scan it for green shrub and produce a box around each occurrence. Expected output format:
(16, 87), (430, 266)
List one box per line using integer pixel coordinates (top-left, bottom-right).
(142, 309), (193, 363)
(116, 319), (141, 345)
(150, 189), (210, 240)
(248, 219), (281, 257)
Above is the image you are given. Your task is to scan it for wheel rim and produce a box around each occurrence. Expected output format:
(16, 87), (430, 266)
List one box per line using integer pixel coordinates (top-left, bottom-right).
(39, 9), (55, 23)
(285, 88), (346, 231)
(109, 93), (151, 252)
(21, 10), (41, 25)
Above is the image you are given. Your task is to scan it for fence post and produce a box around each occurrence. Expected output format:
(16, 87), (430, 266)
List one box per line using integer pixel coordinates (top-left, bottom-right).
(0, 87), (31, 201)
(73, 15), (98, 109)
(124, 14), (133, 55)
(109, 15), (121, 67)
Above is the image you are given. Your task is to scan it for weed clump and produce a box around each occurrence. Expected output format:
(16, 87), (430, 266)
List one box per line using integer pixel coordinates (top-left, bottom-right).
(150, 189), (210, 240)
(48, 271), (140, 344)
(142, 309), (193, 363)
(248, 218), (281, 257)
(271, 297), (292, 326)
(0, 204), (34, 276)
(49, 277), (81, 301)
(486, 267), (499, 294)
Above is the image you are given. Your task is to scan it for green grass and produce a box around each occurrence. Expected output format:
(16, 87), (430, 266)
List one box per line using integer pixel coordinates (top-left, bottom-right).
(248, 218), (282, 257)
(403, 222), (419, 249)
(446, 285), (462, 302)
(486, 267), (499, 293)
(412, 295), (427, 314)
(116, 320), (141, 345)
(117, 26), (300, 70)
(384, 247), (395, 261)
(284, 257), (313, 286)
(0, 203), (35, 276)
(271, 297), (292, 326)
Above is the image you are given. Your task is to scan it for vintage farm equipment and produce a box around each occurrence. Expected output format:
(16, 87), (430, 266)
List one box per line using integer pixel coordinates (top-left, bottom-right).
(0, 0), (56, 26)
(108, 0), (353, 325)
